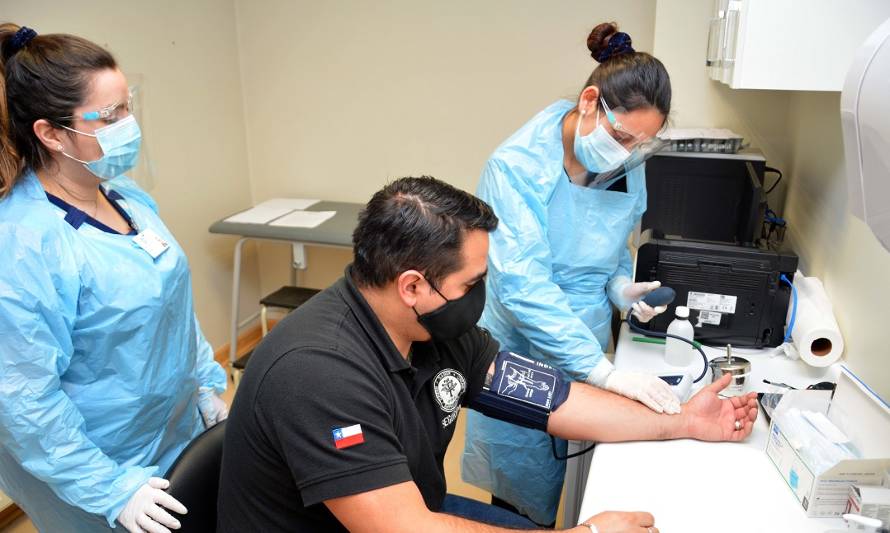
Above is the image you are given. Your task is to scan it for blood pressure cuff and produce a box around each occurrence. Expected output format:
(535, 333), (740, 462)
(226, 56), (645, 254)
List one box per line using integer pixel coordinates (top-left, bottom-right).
(468, 351), (570, 432)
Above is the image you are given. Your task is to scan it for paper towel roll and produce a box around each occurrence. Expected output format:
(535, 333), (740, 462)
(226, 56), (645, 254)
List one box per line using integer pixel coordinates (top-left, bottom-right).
(787, 273), (845, 367)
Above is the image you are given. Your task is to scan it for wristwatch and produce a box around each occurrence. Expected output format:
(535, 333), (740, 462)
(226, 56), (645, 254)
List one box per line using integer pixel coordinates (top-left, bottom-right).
(580, 522), (598, 533)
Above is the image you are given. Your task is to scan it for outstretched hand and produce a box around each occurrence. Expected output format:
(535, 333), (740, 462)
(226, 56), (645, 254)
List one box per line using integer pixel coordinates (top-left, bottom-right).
(682, 373), (759, 442)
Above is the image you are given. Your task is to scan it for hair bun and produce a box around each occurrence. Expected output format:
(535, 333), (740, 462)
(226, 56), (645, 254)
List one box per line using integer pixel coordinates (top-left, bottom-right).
(8, 26), (37, 56)
(587, 22), (635, 63)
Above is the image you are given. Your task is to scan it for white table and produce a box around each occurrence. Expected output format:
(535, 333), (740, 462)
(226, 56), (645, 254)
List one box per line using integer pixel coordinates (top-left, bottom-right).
(572, 324), (846, 533)
(209, 201), (362, 364)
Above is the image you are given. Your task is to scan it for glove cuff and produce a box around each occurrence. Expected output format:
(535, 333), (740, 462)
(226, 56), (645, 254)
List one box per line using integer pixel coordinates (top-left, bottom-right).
(585, 358), (615, 387)
(606, 275), (633, 311)
(108, 466), (157, 527)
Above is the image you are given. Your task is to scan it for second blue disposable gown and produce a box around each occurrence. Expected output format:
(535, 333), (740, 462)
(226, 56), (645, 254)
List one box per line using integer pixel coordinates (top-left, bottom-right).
(0, 170), (227, 531)
(462, 100), (647, 524)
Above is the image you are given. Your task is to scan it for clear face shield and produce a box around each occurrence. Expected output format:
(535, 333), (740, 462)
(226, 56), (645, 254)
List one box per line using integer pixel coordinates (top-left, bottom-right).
(585, 97), (667, 188)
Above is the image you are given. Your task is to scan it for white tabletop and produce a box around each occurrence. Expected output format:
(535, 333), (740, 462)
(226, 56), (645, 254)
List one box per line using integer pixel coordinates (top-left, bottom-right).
(578, 324), (846, 533)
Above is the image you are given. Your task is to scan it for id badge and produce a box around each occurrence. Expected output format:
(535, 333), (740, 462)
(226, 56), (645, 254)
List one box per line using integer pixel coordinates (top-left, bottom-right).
(133, 229), (170, 259)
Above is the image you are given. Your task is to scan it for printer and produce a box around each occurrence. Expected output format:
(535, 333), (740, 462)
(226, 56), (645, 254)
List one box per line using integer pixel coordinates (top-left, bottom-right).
(633, 150), (798, 348)
(635, 232), (797, 348)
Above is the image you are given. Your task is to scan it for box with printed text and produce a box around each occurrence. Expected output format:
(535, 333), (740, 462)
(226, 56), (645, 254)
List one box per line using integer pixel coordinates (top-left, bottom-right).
(765, 366), (890, 517)
(846, 484), (890, 524)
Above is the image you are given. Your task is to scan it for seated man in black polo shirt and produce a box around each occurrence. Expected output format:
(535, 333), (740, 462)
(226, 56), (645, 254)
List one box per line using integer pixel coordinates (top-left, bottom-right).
(217, 176), (758, 533)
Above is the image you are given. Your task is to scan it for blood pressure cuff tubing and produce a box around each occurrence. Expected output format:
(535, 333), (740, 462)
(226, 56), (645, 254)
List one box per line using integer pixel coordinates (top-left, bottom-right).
(468, 351), (570, 432)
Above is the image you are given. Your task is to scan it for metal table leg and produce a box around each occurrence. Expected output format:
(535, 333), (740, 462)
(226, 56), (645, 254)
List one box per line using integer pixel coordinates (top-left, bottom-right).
(229, 238), (248, 364)
(563, 439), (594, 527)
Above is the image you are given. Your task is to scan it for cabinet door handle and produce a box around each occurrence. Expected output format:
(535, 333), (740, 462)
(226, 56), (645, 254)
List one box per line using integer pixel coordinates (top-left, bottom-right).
(722, 5), (741, 65)
(706, 17), (721, 66)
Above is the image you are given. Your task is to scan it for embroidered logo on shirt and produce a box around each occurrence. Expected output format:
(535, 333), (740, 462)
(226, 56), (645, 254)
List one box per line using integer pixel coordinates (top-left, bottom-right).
(433, 369), (465, 414)
(332, 424), (364, 449)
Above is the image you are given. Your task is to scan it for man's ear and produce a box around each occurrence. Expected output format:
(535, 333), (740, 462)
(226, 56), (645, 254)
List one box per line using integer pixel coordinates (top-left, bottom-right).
(396, 270), (426, 308)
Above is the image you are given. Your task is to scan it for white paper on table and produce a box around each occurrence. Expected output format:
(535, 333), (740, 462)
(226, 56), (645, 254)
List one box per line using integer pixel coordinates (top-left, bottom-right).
(269, 210), (336, 228)
(224, 205), (298, 224)
(253, 198), (320, 211)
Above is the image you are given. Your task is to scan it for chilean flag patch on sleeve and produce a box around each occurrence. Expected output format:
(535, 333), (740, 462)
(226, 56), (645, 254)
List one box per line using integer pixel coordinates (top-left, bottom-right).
(332, 424), (364, 449)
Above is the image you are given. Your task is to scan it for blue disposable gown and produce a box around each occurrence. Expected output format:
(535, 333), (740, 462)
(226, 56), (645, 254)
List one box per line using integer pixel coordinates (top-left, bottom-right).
(0, 170), (226, 531)
(462, 101), (647, 524)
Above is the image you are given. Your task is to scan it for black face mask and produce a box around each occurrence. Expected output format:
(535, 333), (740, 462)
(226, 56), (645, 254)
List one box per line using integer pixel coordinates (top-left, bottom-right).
(414, 277), (486, 341)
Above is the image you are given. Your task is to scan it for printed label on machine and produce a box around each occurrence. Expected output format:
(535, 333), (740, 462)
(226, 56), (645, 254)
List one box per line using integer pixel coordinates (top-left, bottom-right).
(696, 310), (723, 326)
(687, 291), (738, 314)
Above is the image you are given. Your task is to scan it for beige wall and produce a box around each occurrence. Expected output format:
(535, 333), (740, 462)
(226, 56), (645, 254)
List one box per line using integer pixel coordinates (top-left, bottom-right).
(653, 0), (793, 203)
(2, 0), (658, 349)
(234, 0), (658, 298)
(8, 2), (884, 399)
(653, 0), (890, 397)
(1, 0), (260, 348)
(783, 92), (890, 399)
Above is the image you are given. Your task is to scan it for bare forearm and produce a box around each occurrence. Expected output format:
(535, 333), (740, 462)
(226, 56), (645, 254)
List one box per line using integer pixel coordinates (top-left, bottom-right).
(431, 512), (584, 533)
(328, 481), (586, 533)
(348, 506), (581, 532)
(546, 382), (690, 442)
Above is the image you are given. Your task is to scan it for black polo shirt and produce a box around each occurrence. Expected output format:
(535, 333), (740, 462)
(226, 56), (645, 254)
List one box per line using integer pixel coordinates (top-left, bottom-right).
(217, 269), (499, 532)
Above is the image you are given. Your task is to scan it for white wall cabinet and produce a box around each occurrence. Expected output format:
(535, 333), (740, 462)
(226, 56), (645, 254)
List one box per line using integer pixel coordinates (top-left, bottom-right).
(706, 0), (890, 91)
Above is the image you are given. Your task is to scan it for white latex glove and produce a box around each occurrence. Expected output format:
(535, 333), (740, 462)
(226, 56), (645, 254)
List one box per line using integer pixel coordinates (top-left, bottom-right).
(197, 386), (229, 428)
(604, 370), (681, 414)
(623, 281), (667, 323)
(117, 477), (187, 533)
(630, 301), (667, 323)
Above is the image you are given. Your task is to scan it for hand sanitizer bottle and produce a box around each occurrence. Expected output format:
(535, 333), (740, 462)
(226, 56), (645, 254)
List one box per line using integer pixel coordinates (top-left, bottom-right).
(665, 306), (695, 366)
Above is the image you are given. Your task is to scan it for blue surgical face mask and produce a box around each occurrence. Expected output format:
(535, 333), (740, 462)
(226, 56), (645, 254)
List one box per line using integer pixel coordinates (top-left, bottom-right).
(60, 114), (142, 180)
(572, 106), (630, 174)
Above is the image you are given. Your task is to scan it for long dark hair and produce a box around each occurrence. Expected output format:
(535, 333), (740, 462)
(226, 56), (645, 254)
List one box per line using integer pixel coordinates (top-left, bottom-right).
(0, 23), (116, 197)
(584, 22), (671, 117)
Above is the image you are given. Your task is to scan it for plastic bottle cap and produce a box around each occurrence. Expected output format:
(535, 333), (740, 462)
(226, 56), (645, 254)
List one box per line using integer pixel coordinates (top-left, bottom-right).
(842, 514), (883, 531)
(675, 306), (690, 319)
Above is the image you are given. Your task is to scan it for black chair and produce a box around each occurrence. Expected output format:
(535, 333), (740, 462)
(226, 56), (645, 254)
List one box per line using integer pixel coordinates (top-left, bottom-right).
(164, 420), (227, 532)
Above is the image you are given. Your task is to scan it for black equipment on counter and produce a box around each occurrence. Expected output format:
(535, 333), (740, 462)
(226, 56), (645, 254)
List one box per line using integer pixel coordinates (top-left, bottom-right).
(642, 150), (766, 245)
(634, 232), (798, 348)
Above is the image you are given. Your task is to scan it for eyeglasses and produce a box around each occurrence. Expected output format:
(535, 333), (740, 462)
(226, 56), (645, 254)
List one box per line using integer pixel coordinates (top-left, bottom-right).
(585, 98), (669, 188)
(599, 97), (666, 150)
(58, 90), (134, 124)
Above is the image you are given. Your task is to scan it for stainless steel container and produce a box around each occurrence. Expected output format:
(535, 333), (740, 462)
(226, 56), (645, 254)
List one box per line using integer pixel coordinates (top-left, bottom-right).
(708, 355), (751, 396)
